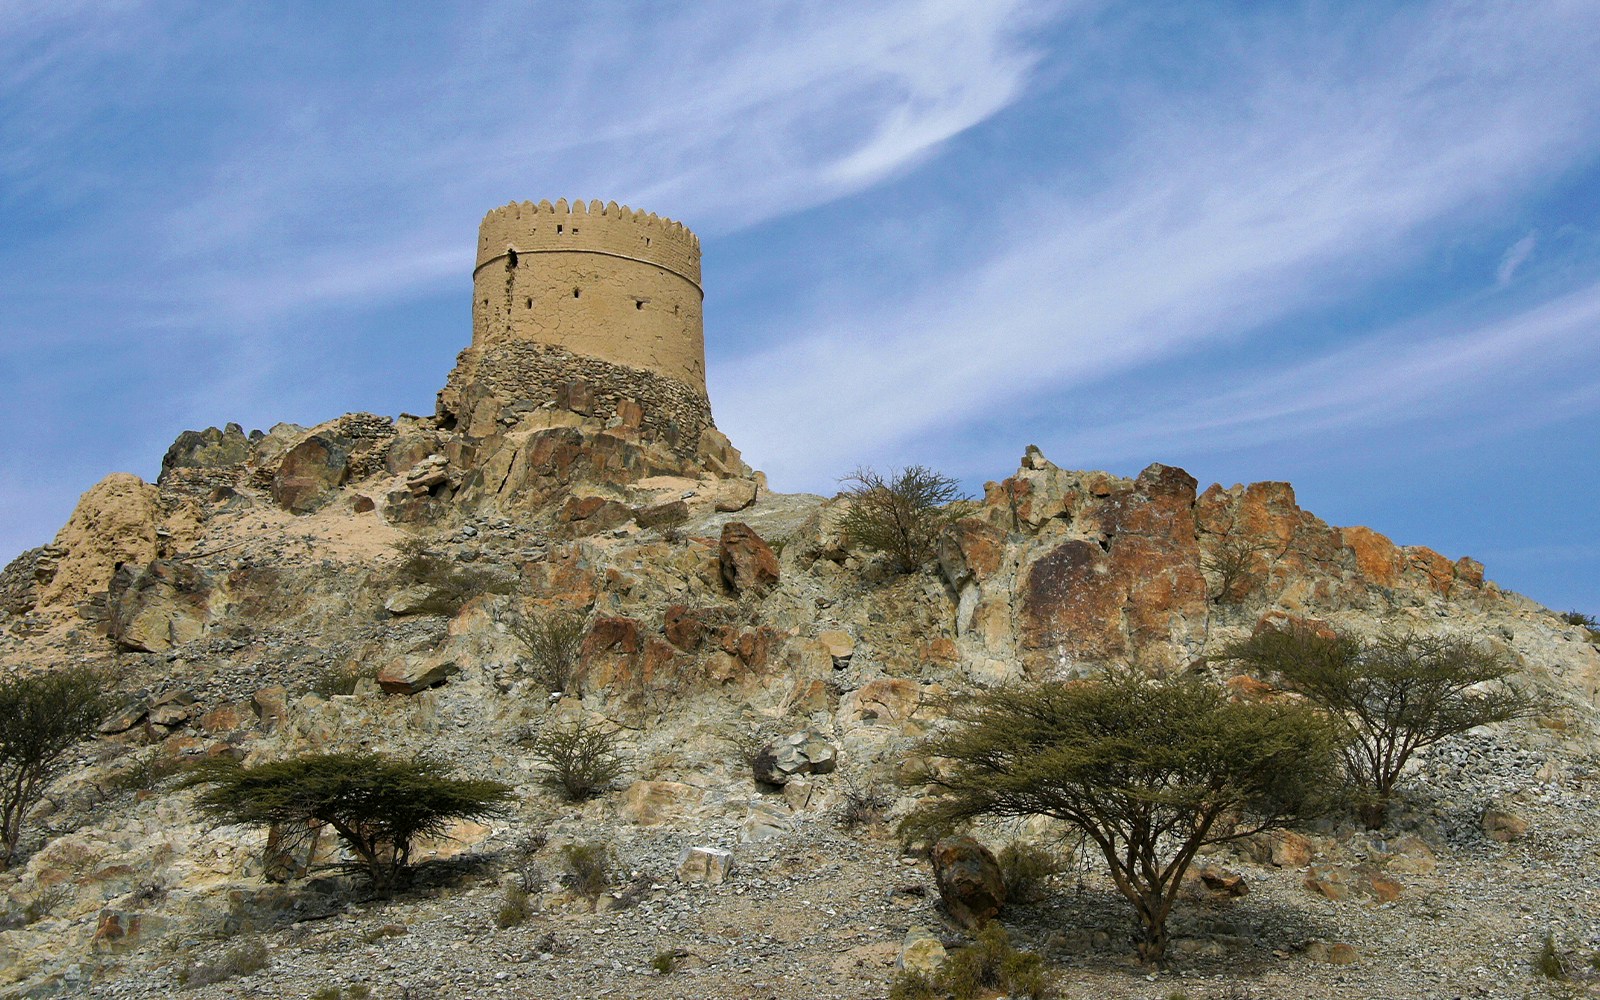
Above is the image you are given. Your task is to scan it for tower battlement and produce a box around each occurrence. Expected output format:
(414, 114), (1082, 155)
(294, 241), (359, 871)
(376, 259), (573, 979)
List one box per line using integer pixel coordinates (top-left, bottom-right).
(471, 199), (706, 392)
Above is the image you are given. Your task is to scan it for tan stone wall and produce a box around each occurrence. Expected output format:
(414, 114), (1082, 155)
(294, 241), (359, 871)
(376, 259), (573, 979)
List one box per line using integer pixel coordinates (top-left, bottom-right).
(473, 199), (706, 392)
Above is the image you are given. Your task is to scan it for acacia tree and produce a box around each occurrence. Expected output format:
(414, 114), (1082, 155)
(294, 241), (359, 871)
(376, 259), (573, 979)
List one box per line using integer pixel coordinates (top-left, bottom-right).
(184, 751), (513, 891)
(903, 671), (1340, 965)
(0, 666), (114, 868)
(837, 465), (970, 574)
(1219, 624), (1531, 827)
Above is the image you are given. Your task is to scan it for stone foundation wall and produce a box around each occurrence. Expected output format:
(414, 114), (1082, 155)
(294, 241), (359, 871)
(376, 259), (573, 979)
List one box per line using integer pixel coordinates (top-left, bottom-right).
(437, 340), (715, 459)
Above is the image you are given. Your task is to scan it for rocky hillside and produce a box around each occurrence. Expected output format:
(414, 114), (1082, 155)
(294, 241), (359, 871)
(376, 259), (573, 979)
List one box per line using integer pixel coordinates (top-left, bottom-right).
(1, 354), (1597, 999)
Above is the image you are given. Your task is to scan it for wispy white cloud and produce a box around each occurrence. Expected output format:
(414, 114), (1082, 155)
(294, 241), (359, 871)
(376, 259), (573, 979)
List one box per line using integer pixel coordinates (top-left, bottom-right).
(716, 2), (1600, 486)
(0, 1), (1061, 341)
(1037, 280), (1600, 462)
(1497, 232), (1538, 285)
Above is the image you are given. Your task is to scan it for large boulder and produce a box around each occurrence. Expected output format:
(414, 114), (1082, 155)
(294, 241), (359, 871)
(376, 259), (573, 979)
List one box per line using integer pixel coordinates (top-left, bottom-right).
(159, 423), (258, 479)
(1017, 463), (1206, 669)
(930, 836), (1006, 929)
(752, 730), (836, 786)
(271, 434), (351, 514)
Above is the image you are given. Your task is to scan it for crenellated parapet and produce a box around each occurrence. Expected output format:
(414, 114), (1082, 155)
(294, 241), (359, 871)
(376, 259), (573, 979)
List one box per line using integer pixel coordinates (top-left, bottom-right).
(471, 200), (707, 394)
(475, 199), (701, 287)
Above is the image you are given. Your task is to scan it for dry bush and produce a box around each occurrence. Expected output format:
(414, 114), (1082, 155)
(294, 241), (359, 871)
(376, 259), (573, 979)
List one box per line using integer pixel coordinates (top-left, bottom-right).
(837, 772), (890, 829)
(528, 718), (626, 801)
(177, 937), (268, 988)
(505, 609), (588, 692)
(495, 886), (532, 928)
(837, 465), (970, 574)
(997, 840), (1067, 904)
(1202, 537), (1271, 605)
(559, 841), (613, 899)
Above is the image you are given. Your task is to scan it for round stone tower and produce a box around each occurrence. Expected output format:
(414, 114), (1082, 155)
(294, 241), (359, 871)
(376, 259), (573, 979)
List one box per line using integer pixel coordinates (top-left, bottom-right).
(439, 199), (740, 475)
(471, 198), (705, 391)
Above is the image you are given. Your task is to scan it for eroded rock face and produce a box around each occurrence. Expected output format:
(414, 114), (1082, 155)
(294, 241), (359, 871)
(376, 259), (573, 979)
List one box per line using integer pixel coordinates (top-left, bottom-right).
(39, 474), (162, 608)
(107, 561), (218, 652)
(938, 449), (1506, 677)
(1017, 464), (1205, 668)
(160, 423), (259, 481)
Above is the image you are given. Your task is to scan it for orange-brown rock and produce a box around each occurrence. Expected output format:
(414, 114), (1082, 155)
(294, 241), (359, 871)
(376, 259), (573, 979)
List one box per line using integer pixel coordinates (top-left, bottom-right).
(663, 604), (711, 651)
(584, 616), (642, 656)
(1366, 870), (1404, 903)
(271, 434), (350, 514)
(841, 678), (922, 724)
(1199, 867), (1249, 897)
(1406, 545), (1456, 595)
(719, 522), (779, 596)
(1340, 526), (1403, 588)
(938, 517), (1007, 586)
(1225, 674), (1277, 700)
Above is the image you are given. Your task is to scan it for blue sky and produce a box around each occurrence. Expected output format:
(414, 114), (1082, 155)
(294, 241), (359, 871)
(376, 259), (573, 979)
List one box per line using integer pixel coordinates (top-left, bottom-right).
(2, 1), (1597, 613)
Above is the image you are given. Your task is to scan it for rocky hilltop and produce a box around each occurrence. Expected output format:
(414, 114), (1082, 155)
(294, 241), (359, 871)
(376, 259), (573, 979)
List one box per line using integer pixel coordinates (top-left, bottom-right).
(1, 336), (1598, 1000)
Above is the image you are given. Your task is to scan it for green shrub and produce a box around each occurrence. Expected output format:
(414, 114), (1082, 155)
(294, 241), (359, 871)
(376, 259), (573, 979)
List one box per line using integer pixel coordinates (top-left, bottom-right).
(1562, 610), (1600, 642)
(182, 751), (513, 891)
(0, 665), (115, 867)
(997, 840), (1065, 904)
(650, 950), (679, 974)
(309, 662), (372, 698)
(887, 970), (943, 1000)
(529, 718), (626, 801)
(837, 465), (970, 574)
(495, 886), (531, 928)
(1219, 625), (1532, 828)
(938, 923), (1049, 999)
(505, 609), (588, 692)
(1536, 932), (1567, 979)
(177, 936), (268, 987)
(559, 841), (612, 899)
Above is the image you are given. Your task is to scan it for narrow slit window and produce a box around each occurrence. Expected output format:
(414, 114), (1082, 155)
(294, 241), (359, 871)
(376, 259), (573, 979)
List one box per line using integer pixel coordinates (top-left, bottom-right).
(556, 224), (563, 234)
(573, 288), (581, 298)
(506, 249), (518, 268)
(635, 299), (644, 310)
(525, 297), (533, 309)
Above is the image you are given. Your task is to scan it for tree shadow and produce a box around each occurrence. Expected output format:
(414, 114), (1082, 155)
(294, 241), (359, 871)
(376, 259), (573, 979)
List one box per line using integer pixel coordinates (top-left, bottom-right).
(998, 880), (1328, 976)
